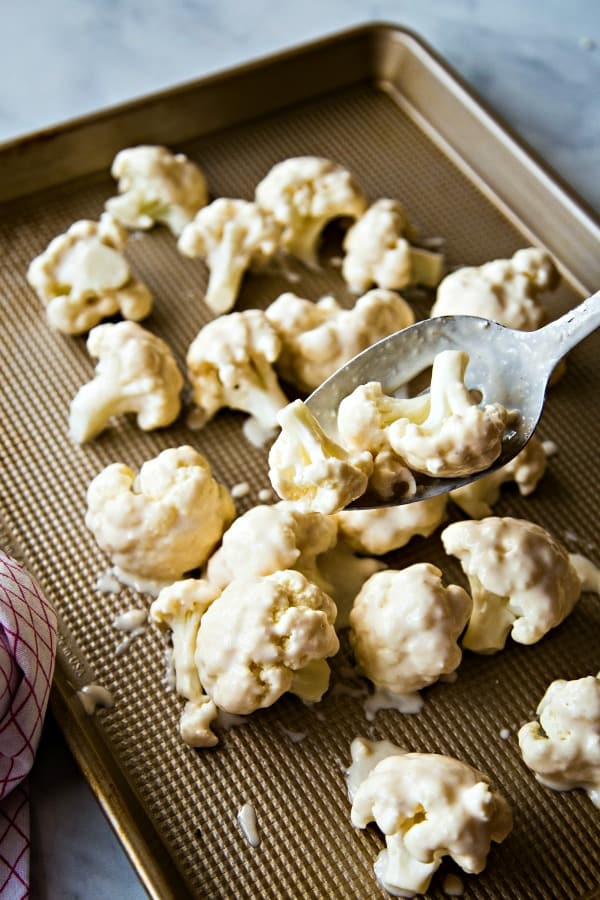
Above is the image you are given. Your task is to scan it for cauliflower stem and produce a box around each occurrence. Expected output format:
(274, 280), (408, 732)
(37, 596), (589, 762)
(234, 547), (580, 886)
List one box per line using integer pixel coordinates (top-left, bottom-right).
(205, 224), (254, 314)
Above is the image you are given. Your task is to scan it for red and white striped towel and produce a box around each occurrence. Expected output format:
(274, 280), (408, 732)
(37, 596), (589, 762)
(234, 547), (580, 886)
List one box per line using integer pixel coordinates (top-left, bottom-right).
(0, 552), (57, 899)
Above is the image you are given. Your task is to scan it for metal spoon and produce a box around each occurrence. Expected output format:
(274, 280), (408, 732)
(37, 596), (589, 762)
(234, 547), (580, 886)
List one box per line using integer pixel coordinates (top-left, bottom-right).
(305, 291), (600, 508)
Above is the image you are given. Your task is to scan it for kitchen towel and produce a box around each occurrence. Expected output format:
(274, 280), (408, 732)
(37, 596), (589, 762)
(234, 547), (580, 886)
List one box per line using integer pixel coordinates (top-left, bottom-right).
(0, 552), (57, 899)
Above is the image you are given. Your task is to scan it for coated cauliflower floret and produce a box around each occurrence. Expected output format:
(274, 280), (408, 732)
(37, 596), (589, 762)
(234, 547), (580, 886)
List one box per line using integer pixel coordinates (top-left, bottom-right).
(269, 400), (372, 514)
(69, 322), (183, 443)
(178, 198), (281, 314)
(518, 673), (600, 807)
(342, 199), (444, 293)
(450, 436), (547, 518)
(442, 516), (581, 653)
(335, 494), (447, 556)
(150, 579), (221, 747)
(86, 446), (235, 584)
(255, 156), (367, 266)
(430, 248), (559, 330)
(338, 351), (510, 478)
(206, 502), (338, 592)
(351, 752), (512, 897)
(206, 502), (381, 628)
(196, 569), (339, 714)
(26, 213), (152, 334)
(105, 145), (209, 236)
(350, 565), (471, 701)
(186, 309), (288, 444)
(265, 289), (414, 393)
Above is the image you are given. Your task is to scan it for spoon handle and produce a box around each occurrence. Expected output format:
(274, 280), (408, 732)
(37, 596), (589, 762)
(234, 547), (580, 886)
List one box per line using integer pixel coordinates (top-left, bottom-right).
(532, 290), (600, 364)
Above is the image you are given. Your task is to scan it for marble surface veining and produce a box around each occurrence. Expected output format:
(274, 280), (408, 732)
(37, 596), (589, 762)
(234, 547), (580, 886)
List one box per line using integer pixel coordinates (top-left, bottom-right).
(2, 1), (598, 897)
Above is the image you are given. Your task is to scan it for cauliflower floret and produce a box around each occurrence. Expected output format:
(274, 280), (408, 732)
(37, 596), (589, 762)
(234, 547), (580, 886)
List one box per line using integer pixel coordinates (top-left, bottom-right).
(265, 289), (414, 393)
(206, 502), (380, 627)
(342, 199), (444, 293)
(385, 350), (510, 477)
(255, 156), (367, 266)
(69, 322), (183, 443)
(105, 145), (209, 236)
(338, 351), (510, 478)
(350, 565), (471, 701)
(269, 400), (372, 514)
(430, 248), (559, 330)
(206, 502), (338, 591)
(86, 446), (235, 583)
(518, 673), (600, 807)
(335, 494), (447, 556)
(178, 198), (281, 314)
(196, 569), (339, 714)
(26, 213), (152, 334)
(186, 309), (288, 444)
(442, 516), (581, 653)
(351, 752), (512, 897)
(450, 436), (547, 518)
(151, 579), (219, 699)
(150, 578), (221, 747)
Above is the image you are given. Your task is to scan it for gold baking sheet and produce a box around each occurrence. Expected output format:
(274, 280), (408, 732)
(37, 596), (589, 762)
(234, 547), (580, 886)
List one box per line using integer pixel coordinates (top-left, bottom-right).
(1, 24), (599, 900)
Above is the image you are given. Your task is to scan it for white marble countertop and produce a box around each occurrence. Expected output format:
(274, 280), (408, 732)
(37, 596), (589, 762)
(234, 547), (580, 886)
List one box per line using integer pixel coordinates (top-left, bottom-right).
(4, 1), (598, 897)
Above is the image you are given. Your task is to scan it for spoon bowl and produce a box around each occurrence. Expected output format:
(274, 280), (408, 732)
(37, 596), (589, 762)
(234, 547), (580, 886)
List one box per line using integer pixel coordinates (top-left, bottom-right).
(306, 291), (600, 507)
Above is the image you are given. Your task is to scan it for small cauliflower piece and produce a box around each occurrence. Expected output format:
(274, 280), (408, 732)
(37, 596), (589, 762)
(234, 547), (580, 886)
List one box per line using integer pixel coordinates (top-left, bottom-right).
(442, 516), (581, 653)
(350, 565), (471, 700)
(151, 579), (221, 747)
(186, 309), (288, 443)
(179, 696), (219, 749)
(178, 198), (281, 314)
(342, 199), (444, 293)
(450, 437), (547, 518)
(518, 673), (600, 807)
(269, 400), (372, 514)
(431, 248), (559, 330)
(86, 446), (235, 583)
(206, 501), (337, 592)
(69, 322), (183, 443)
(196, 569), (339, 714)
(255, 156), (367, 266)
(265, 289), (414, 393)
(339, 351), (510, 478)
(368, 449), (417, 502)
(105, 145), (209, 236)
(26, 213), (152, 334)
(335, 494), (447, 556)
(351, 753), (512, 897)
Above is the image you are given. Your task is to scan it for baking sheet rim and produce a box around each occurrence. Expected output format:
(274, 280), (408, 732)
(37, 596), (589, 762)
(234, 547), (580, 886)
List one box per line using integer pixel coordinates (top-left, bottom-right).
(4, 21), (596, 899)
